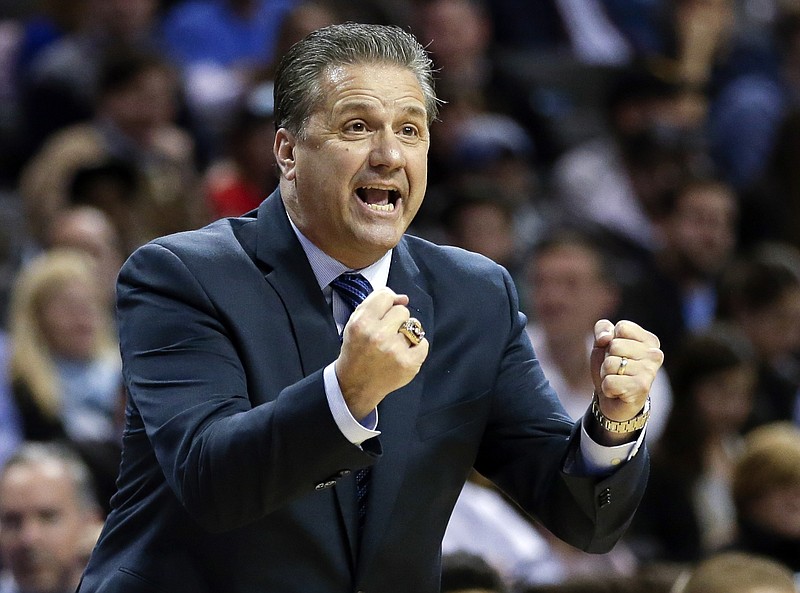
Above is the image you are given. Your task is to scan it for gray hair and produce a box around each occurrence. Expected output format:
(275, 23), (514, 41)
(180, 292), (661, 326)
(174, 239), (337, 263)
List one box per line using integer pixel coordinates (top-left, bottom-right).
(274, 22), (439, 137)
(1, 442), (99, 512)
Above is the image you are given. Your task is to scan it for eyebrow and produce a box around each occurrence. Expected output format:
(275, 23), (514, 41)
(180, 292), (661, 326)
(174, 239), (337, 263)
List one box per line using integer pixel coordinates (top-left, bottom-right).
(336, 100), (428, 122)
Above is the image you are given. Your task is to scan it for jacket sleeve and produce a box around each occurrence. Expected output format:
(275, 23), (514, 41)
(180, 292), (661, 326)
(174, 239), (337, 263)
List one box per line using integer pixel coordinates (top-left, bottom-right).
(474, 267), (649, 554)
(117, 241), (375, 532)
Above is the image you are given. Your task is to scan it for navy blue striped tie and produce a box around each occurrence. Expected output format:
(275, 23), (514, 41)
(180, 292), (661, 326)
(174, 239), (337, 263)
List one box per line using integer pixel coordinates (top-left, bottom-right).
(329, 273), (373, 536)
(330, 273), (373, 317)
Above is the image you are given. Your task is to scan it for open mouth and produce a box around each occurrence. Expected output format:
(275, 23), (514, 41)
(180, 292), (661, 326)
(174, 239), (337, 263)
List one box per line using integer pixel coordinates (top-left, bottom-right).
(356, 186), (400, 212)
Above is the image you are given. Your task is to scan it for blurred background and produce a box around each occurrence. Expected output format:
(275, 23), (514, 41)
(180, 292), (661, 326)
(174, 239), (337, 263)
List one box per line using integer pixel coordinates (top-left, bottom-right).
(0, 1), (799, 592)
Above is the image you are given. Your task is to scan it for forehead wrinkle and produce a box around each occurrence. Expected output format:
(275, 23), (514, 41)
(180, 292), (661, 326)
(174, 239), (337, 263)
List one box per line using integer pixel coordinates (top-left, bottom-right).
(334, 97), (427, 122)
(321, 63), (427, 120)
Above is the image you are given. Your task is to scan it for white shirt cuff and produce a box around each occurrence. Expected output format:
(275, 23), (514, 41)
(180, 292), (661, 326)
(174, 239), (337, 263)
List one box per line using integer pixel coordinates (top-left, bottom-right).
(578, 419), (646, 475)
(323, 362), (380, 446)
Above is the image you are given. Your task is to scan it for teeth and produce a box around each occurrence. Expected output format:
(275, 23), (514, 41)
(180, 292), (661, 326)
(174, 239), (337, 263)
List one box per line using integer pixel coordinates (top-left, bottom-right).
(367, 203), (395, 212)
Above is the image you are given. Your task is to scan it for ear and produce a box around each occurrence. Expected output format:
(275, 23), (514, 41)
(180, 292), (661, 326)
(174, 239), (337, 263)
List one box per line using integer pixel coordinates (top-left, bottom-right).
(274, 128), (297, 181)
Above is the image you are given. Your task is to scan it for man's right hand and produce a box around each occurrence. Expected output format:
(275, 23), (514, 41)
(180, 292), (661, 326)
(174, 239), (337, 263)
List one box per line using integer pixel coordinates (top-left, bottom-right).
(334, 287), (429, 421)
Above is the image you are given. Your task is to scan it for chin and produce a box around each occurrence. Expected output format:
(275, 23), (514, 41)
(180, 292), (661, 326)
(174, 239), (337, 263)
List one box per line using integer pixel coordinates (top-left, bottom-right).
(357, 226), (404, 249)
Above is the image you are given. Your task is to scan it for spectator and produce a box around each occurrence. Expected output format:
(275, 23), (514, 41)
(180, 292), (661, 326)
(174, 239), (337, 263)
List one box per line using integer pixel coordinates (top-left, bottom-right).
(19, 47), (206, 254)
(550, 64), (703, 267)
(13, 0), (87, 76)
(17, 0), (163, 159)
(161, 0), (293, 71)
(416, 109), (547, 252)
(525, 231), (672, 441)
(411, 0), (559, 166)
(2, 0), (88, 182)
(619, 174), (739, 363)
(676, 551), (797, 593)
(65, 159), (142, 258)
(635, 0), (786, 192)
(202, 1), (343, 217)
(414, 0), (494, 105)
(486, 0), (634, 66)
(322, 0), (413, 27)
(730, 422), (800, 576)
(440, 184), (525, 288)
(627, 325), (757, 563)
(160, 0), (296, 153)
(717, 243), (800, 428)
(519, 577), (639, 593)
(6, 249), (122, 446)
(203, 96), (277, 218)
(0, 442), (103, 593)
(745, 11), (800, 249)
(46, 205), (125, 313)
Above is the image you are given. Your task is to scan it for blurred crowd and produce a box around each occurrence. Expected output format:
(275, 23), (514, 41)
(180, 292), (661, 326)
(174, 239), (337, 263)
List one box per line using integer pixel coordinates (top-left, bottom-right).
(0, 0), (799, 592)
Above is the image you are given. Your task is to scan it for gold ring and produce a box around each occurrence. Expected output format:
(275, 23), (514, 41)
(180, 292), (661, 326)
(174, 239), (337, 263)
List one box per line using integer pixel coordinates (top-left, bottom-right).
(398, 317), (425, 345)
(617, 356), (628, 376)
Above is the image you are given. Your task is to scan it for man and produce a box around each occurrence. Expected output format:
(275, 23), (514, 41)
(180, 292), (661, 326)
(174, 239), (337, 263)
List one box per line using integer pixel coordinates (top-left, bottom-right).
(19, 48), (205, 255)
(46, 205), (125, 312)
(78, 23), (663, 592)
(619, 175), (739, 364)
(0, 443), (102, 593)
(525, 231), (672, 443)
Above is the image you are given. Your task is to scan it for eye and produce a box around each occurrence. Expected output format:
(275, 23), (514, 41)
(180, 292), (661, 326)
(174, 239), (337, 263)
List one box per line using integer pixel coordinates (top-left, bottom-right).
(399, 124), (419, 137)
(1, 512), (22, 531)
(39, 509), (61, 525)
(345, 120), (368, 133)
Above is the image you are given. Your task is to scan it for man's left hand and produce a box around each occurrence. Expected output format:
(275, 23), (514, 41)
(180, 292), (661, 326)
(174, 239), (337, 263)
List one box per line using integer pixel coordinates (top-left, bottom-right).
(590, 319), (664, 424)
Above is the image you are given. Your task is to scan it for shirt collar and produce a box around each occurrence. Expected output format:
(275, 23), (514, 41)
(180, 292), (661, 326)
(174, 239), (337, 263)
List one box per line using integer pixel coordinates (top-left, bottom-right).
(287, 213), (391, 291)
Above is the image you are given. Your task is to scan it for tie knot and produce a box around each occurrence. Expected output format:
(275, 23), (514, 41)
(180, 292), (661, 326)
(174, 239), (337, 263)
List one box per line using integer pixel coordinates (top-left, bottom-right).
(330, 273), (373, 314)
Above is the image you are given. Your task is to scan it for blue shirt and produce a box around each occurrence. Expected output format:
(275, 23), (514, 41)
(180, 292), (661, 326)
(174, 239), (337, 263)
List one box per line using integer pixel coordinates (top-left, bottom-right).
(160, 0), (296, 67)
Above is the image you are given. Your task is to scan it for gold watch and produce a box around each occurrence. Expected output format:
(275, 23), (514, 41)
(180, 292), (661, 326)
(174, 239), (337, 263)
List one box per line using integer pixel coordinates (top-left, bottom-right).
(591, 391), (651, 434)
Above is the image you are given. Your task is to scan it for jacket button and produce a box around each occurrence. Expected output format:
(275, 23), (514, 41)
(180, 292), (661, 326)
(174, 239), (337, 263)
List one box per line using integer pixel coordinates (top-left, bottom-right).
(598, 488), (612, 507)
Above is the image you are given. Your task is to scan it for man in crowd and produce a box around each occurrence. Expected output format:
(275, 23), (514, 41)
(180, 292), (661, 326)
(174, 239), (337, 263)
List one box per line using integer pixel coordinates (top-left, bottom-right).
(0, 443), (102, 593)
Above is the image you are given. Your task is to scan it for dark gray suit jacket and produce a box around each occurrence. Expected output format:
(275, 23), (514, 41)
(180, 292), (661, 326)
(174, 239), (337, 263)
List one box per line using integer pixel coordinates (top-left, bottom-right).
(78, 190), (648, 593)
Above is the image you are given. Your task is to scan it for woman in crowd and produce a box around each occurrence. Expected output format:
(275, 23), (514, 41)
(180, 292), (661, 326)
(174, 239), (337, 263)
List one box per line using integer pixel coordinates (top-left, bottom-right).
(626, 324), (757, 563)
(7, 248), (122, 445)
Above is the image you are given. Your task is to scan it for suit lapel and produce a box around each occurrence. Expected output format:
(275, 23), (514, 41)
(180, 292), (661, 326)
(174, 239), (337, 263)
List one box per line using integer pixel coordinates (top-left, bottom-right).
(253, 191), (362, 563)
(357, 238), (434, 572)
(253, 190), (342, 376)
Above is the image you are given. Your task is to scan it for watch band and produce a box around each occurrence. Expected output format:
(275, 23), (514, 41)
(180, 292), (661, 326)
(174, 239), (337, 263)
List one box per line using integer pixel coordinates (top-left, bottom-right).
(591, 391), (651, 434)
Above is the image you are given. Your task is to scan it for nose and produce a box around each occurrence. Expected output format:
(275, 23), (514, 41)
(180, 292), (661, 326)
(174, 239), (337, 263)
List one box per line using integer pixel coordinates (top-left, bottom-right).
(18, 518), (44, 547)
(369, 128), (406, 170)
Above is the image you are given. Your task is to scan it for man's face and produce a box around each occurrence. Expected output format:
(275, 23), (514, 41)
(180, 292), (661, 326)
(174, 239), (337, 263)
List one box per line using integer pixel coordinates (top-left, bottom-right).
(276, 62), (430, 269)
(530, 244), (617, 338)
(748, 483), (800, 539)
(0, 462), (90, 593)
(106, 67), (178, 145)
(666, 184), (737, 277)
